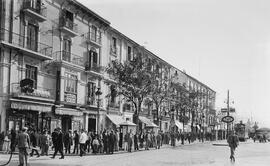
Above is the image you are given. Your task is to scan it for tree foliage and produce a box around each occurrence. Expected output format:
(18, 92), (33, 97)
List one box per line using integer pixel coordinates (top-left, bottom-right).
(106, 55), (153, 124)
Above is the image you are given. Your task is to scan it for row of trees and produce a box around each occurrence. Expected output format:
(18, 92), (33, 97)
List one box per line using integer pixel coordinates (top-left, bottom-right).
(106, 54), (207, 131)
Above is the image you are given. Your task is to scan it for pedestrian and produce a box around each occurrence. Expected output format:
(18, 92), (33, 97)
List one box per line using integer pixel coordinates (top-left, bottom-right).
(156, 132), (162, 149)
(64, 130), (72, 154)
(51, 128), (64, 159)
(0, 131), (4, 151)
(79, 129), (87, 157)
(134, 132), (139, 151)
(108, 130), (115, 154)
(29, 130), (40, 157)
(187, 133), (191, 144)
(145, 131), (151, 150)
(227, 131), (239, 162)
(128, 130), (133, 152)
(17, 127), (30, 166)
(92, 135), (100, 154)
(10, 129), (17, 152)
(124, 132), (129, 151)
(139, 131), (144, 149)
(51, 128), (58, 151)
(119, 130), (123, 150)
(73, 130), (79, 154)
(3, 131), (10, 153)
(40, 130), (50, 156)
(115, 129), (119, 151)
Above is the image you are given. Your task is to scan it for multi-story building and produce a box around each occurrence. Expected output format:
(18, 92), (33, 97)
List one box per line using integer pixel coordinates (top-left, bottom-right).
(0, 0), (216, 134)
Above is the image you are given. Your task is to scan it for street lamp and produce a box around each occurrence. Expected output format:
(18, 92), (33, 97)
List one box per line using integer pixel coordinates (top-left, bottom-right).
(95, 87), (102, 134)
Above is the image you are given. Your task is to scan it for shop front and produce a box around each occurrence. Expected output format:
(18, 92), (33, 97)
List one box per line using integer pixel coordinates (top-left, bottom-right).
(8, 99), (53, 132)
(139, 116), (159, 134)
(55, 107), (83, 133)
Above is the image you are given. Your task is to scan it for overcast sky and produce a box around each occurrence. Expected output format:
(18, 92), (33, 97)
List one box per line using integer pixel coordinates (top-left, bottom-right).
(78, 0), (270, 127)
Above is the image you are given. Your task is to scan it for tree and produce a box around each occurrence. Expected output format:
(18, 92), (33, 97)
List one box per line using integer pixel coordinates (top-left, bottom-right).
(147, 63), (170, 128)
(106, 55), (153, 125)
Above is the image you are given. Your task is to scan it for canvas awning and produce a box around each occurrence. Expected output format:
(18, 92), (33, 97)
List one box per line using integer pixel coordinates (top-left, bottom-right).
(119, 121), (136, 126)
(139, 116), (159, 128)
(55, 108), (83, 116)
(106, 114), (125, 127)
(174, 120), (183, 130)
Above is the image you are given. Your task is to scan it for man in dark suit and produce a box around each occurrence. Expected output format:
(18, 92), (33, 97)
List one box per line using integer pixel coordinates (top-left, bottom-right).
(17, 127), (30, 166)
(51, 128), (64, 159)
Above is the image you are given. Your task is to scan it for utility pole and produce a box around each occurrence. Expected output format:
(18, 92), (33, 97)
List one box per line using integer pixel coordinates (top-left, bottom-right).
(227, 90), (230, 138)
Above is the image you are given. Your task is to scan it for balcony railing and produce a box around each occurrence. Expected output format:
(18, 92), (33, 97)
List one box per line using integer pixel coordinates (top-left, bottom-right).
(83, 32), (101, 45)
(59, 18), (78, 34)
(23, 0), (47, 18)
(85, 63), (103, 73)
(52, 51), (84, 67)
(0, 28), (52, 58)
(86, 97), (103, 107)
(11, 83), (55, 100)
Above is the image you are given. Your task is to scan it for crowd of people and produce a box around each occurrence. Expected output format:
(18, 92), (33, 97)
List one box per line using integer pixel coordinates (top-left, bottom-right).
(0, 127), (212, 157)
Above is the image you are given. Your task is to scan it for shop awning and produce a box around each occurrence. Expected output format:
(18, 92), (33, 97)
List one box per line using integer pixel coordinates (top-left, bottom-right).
(139, 116), (159, 128)
(119, 121), (136, 126)
(106, 114), (125, 127)
(10, 99), (52, 112)
(55, 108), (83, 116)
(174, 120), (183, 130)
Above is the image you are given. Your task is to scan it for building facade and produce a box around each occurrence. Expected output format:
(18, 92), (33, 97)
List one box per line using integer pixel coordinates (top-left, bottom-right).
(0, 0), (216, 134)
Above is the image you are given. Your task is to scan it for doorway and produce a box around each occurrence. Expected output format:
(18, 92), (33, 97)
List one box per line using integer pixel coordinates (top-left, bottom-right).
(88, 118), (96, 132)
(62, 116), (71, 133)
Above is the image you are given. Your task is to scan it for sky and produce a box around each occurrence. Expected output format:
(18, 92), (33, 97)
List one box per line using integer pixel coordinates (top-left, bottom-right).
(78, 0), (270, 127)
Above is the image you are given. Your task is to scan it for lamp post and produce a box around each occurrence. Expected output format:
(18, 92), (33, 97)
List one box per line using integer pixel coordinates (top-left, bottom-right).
(95, 87), (102, 134)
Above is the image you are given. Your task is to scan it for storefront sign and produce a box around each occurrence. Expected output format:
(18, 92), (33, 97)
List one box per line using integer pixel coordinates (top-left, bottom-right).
(55, 108), (83, 116)
(64, 93), (77, 103)
(11, 101), (51, 112)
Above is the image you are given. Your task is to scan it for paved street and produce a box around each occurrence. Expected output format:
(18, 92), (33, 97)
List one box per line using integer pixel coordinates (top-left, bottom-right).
(1, 140), (270, 166)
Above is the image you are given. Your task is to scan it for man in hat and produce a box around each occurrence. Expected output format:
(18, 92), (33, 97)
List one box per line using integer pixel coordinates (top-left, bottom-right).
(51, 128), (64, 159)
(17, 127), (30, 166)
(79, 129), (87, 157)
(227, 130), (239, 162)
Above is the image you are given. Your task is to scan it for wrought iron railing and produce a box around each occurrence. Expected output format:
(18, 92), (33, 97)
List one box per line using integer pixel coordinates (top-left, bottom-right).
(0, 28), (52, 57)
(59, 17), (78, 33)
(11, 83), (55, 99)
(23, 0), (47, 17)
(83, 31), (101, 45)
(85, 62), (103, 73)
(52, 51), (84, 67)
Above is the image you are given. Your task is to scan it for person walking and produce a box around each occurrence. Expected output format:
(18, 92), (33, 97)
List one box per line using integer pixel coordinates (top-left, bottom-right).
(40, 130), (50, 156)
(156, 132), (162, 149)
(79, 129), (87, 157)
(124, 132), (129, 151)
(134, 132), (139, 151)
(108, 130), (115, 154)
(29, 130), (40, 157)
(72, 130), (79, 154)
(17, 127), (30, 166)
(227, 131), (239, 162)
(127, 130), (133, 152)
(51, 128), (64, 159)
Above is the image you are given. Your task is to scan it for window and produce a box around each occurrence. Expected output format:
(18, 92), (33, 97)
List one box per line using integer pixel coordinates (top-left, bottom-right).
(88, 49), (98, 68)
(127, 46), (132, 61)
(25, 65), (37, 89)
(91, 25), (97, 42)
(26, 23), (38, 51)
(87, 82), (96, 104)
(64, 73), (77, 93)
(112, 37), (117, 48)
(63, 38), (71, 62)
(110, 85), (117, 103)
(64, 10), (74, 29)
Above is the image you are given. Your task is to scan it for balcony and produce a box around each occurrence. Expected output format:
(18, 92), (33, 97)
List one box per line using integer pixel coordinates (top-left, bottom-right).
(83, 32), (101, 47)
(59, 18), (78, 37)
(86, 97), (103, 107)
(0, 28), (53, 60)
(22, 0), (47, 22)
(52, 51), (84, 69)
(85, 63), (104, 77)
(11, 83), (55, 102)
